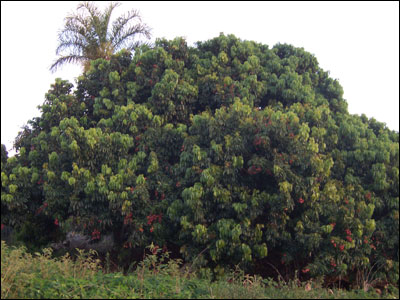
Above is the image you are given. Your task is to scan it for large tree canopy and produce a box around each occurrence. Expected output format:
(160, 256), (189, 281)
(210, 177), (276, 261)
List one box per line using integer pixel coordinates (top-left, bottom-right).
(2, 34), (399, 285)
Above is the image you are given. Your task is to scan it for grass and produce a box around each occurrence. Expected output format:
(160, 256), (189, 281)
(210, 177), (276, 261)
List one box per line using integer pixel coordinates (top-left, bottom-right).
(1, 240), (398, 299)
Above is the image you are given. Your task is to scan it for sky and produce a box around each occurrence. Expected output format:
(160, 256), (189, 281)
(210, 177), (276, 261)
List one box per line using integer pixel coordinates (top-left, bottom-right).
(1, 1), (399, 156)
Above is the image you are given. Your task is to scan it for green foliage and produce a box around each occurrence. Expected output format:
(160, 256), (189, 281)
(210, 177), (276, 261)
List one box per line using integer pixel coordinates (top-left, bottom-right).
(2, 33), (399, 287)
(2, 241), (398, 299)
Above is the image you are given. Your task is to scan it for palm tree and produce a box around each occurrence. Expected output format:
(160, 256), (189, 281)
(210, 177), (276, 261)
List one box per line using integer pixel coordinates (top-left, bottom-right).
(50, 1), (151, 73)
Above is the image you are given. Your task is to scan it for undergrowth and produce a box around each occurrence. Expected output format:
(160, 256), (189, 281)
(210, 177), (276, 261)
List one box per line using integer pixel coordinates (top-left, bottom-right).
(1, 241), (398, 299)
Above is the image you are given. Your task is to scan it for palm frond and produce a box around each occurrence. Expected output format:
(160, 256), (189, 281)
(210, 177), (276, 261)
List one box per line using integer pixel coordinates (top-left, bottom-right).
(77, 1), (101, 21)
(65, 12), (91, 30)
(110, 9), (141, 40)
(110, 8), (151, 48)
(112, 22), (152, 51)
(76, 2), (106, 44)
(49, 54), (87, 73)
(56, 11), (94, 55)
(55, 37), (87, 56)
(102, 2), (121, 42)
(63, 4), (93, 38)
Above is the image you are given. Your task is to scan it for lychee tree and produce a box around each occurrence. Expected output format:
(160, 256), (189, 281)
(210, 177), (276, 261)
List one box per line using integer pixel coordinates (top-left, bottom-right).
(2, 34), (398, 284)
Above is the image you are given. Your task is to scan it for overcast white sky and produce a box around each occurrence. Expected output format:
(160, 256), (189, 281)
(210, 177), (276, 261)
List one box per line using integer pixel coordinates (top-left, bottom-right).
(1, 1), (399, 156)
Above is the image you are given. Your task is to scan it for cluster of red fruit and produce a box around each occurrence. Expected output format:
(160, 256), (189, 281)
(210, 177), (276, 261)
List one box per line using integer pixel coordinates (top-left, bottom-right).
(330, 239), (344, 251)
(248, 165), (262, 175)
(153, 189), (165, 200)
(345, 228), (353, 242)
(330, 259), (337, 268)
(151, 245), (159, 254)
(370, 236), (377, 250)
(253, 136), (262, 146)
(91, 229), (101, 240)
(124, 212), (133, 225)
(35, 202), (48, 215)
(147, 214), (162, 225)
(144, 214), (162, 233)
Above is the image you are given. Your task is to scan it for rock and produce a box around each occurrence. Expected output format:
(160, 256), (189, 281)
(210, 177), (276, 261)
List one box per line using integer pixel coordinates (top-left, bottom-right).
(51, 231), (114, 254)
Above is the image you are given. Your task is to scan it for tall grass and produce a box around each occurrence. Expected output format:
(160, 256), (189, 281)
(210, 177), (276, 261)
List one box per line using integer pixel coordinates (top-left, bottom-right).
(1, 240), (101, 298)
(1, 240), (398, 299)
